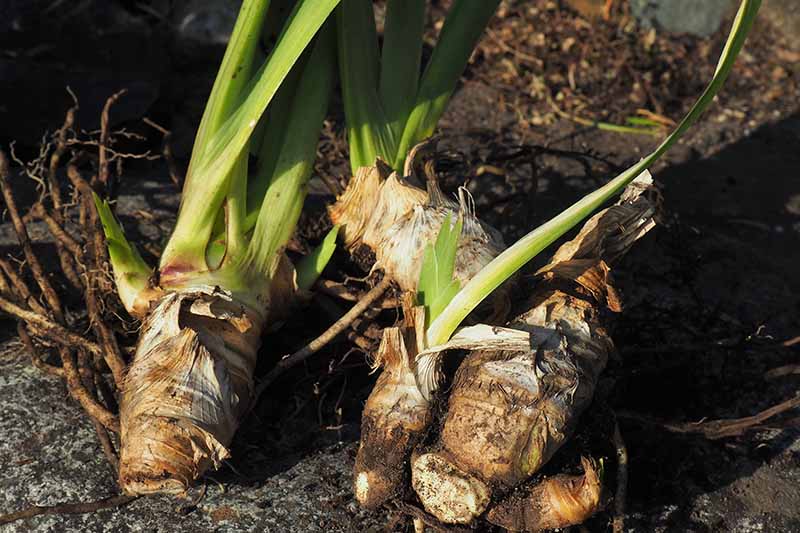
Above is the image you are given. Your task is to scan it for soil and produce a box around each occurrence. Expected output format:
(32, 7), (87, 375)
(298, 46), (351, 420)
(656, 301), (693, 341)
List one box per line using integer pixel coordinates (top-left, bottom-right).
(1, 1), (799, 532)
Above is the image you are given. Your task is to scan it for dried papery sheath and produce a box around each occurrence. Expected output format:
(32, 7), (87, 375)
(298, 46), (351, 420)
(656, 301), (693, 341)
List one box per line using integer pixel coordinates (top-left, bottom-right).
(117, 256), (300, 495)
(410, 173), (657, 524)
(329, 163), (504, 293)
(543, 174), (659, 267)
(329, 164), (426, 250)
(376, 186), (504, 293)
(487, 457), (603, 532)
(414, 323), (532, 398)
(119, 286), (265, 494)
(353, 304), (431, 509)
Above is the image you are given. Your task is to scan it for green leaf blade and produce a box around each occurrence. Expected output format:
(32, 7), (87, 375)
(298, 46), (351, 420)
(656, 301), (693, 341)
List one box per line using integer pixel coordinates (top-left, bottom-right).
(296, 225), (340, 290)
(428, 279), (460, 327)
(379, 0), (426, 141)
(337, 0), (398, 170)
(245, 22), (337, 276)
(417, 214), (462, 328)
(161, 0), (340, 271)
(394, 0), (500, 169)
(92, 194), (152, 312)
(189, 0), (272, 167)
(426, 0), (762, 346)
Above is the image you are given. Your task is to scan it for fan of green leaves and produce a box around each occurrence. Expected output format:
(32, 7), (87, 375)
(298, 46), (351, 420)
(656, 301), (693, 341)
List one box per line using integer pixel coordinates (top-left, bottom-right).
(338, 0), (501, 172)
(98, 0), (342, 306)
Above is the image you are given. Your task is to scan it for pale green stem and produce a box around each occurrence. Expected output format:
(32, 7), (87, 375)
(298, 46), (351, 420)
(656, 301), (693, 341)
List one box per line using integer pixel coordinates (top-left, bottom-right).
(393, 0), (500, 169)
(245, 24), (337, 276)
(379, 0), (426, 141)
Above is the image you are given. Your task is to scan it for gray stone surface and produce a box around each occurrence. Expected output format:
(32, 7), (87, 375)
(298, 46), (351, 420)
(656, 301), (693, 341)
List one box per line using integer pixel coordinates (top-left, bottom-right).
(0, 344), (385, 533)
(174, 0), (240, 45)
(631, 0), (735, 36)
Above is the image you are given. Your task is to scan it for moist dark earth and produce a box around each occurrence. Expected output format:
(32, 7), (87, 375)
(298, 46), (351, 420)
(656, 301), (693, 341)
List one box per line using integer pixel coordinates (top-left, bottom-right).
(1, 1), (799, 531)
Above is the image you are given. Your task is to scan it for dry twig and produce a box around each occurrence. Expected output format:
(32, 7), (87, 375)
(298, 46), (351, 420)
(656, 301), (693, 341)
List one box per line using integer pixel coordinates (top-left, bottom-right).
(317, 278), (399, 308)
(17, 322), (63, 377)
(0, 495), (137, 526)
(30, 203), (83, 257)
(0, 295), (103, 356)
(0, 97), (165, 482)
(617, 395), (800, 439)
(612, 418), (628, 533)
(92, 418), (120, 472)
(97, 89), (127, 190)
(0, 257), (49, 315)
(0, 151), (65, 320)
(47, 96), (77, 214)
(45, 96), (83, 289)
(58, 346), (119, 432)
(255, 277), (392, 399)
(65, 163), (127, 384)
(1, 148), (120, 435)
(765, 364), (800, 380)
(143, 117), (183, 187)
(782, 335), (800, 348)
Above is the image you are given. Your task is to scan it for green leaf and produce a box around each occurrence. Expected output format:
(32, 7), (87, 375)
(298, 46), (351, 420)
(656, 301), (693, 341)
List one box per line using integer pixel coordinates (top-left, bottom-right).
(625, 116), (662, 128)
(296, 225), (340, 290)
(594, 121), (661, 136)
(427, 279), (460, 329)
(92, 193), (152, 312)
(394, 0), (500, 169)
(249, 0), (300, 156)
(417, 214), (463, 327)
(248, 0), (305, 204)
(245, 23), (337, 276)
(379, 0), (426, 141)
(337, 0), (398, 170)
(190, 0), (271, 166)
(178, 0), (272, 265)
(248, 62), (305, 214)
(262, 0), (298, 50)
(426, 0), (762, 346)
(160, 0), (340, 271)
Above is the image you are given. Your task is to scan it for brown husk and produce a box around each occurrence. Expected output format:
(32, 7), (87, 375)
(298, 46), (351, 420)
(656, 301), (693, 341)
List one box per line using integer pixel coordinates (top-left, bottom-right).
(119, 286), (264, 495)
(329, 163), (505, 293)
(486, 457), (603, 532)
